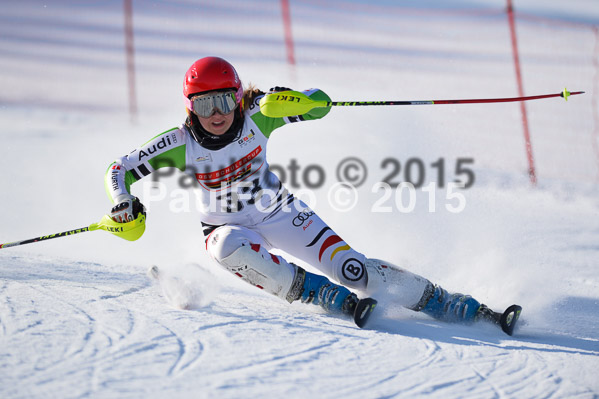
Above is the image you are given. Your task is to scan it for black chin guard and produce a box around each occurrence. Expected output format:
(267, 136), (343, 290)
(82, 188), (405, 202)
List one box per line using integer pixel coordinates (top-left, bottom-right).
(185, 110), (244, 150)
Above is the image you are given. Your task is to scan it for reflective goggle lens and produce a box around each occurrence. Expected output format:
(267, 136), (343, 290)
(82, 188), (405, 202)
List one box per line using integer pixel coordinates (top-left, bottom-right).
(189, 91), (238, 118)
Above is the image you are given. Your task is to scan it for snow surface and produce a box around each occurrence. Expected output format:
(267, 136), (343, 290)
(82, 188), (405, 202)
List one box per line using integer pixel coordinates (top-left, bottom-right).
(1, 0), (598, 398)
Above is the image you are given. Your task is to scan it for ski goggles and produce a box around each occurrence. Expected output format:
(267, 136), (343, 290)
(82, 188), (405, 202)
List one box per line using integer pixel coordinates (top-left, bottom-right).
(185, 90), (239, 118)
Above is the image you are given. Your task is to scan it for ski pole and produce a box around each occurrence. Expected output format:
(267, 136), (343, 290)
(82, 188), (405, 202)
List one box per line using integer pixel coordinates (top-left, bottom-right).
(0, 214), (146, 249)
(0, 226), (93, 249)
(259, 88), (584, 118)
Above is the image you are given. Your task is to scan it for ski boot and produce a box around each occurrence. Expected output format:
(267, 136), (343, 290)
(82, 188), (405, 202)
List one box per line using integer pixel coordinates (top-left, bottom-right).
(294, 268), (377, 328)
(418, 284), (522, 335)
(419, 284), (481, 323)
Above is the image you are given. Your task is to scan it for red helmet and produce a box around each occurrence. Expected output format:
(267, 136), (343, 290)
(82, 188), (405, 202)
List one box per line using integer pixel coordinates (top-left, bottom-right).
(183, 57), (243, 110)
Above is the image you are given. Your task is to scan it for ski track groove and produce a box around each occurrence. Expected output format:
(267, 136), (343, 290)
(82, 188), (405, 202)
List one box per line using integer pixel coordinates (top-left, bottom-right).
(529, 351), (563, 399)
(170, 336), (204, 377)
(129, 305), (206, 379)
(495, 349), (545, 398)
(217, 337), (342, 376)
(193, 318), (256, 331)
(387, 338), (444, 392)
(47, 281), (203, 391)
(453, 348), (507, 398)
(0, 281), (12, 337)
(469, 365), (504, 399)
(395, 341), (537, 398)
(0, 275), (192, 397)
(0, 283), (98, 398)
(25, 284), (98, 380)
(160, 327), (199, 377)
(98, 286), (147, 300)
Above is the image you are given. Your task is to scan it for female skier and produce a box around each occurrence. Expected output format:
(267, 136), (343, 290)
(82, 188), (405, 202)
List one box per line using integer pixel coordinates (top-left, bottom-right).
(105, 56), (520, 334)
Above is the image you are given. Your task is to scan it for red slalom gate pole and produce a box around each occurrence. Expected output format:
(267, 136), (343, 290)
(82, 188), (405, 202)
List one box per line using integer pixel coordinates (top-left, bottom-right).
(592, 27), (599, 183)
(124, 0), (138, 124)
(281, 0), (296, 65)
(507, 0), (536, 185)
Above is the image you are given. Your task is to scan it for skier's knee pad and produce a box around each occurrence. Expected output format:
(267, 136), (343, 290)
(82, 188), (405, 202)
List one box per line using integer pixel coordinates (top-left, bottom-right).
(206, 225), (266, 262)
(364, 259), (432, 308)
(214, 237), (298, 302)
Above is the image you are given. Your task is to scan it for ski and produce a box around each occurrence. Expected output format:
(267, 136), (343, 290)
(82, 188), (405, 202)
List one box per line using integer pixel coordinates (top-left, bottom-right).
(478, 304), (522, 336)
(148, 265), (160, 279)
(499, 305), (522, 336)
(353, 298), (378, 328)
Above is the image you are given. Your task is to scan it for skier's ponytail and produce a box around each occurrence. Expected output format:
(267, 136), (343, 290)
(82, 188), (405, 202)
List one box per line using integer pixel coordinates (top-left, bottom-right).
(242, 83), (265, 111)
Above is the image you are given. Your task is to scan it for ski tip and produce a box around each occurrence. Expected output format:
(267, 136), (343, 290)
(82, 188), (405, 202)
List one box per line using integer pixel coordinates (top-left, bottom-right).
(354, 298), (378, 328)
(500, 304), (522, 336)
(148, 265), (160, 279)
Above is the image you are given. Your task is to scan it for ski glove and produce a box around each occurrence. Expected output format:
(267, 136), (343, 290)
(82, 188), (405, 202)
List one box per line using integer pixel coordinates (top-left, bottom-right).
(268, 86), (292, 93)
(110, 195), (146, 223)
